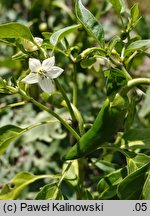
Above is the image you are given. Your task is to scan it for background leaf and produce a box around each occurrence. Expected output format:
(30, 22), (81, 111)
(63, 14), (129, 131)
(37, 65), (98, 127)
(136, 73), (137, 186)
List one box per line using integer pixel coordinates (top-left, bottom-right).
(127, 153), (150, 174)
(122, 128), (150, 149)
(0, 125), (26, 155)
(75, 0), (104, 46)
(35, 183), (64, 200)
(97, 167), (127, 199)
(0, 22), (34, 42)
(142, 172), (150, 199)
(50, 24), (81, 46)
(125, 39), (150, 55)
(130, 3), (139, 24)
(0, 172), (59, 200)
(117, 162), (150, 199)
(108, 0), (127, 13)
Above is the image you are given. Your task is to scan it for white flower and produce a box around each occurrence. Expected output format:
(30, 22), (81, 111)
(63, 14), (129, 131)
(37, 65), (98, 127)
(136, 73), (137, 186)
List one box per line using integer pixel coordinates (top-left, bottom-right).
(22, 37), (43, 52)
(22, 57), (64, 93)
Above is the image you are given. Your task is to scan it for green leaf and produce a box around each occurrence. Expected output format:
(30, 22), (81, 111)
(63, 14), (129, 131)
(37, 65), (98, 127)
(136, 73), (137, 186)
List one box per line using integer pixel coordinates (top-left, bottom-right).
(124, 97), (136, 130)
(0, 78), (6, 88)
(76, 0), (104, 46)
(80, 57), (96, 68)
(127, 153), (150, 175)
(125, 39), (150, 55)
(130, 3), (139, 24)
(0, 125), (26, 155)
(105, 67), (127, 96)
(142, 172), (150, 199)
(122, 128), (150, 149)
(97, 167), (127, 199)
(132, 154), (150, 168)
(127, 158), (138, 174)
(35, 183), (64, 200)
(63, 160), (79, 187)
(0, 121), (65, 155)
(117, 162), (150, 199)
(0, 22), (34, 42)
(50, 24), (81, 46)
(0, 172), (59, 200)
(109, 0), (121, 13)
(82, 190), (93, 200)
(94, 160), (117, 173)
(136, 16), (149, 39)
(108, 0), (127, 13)
(52, 0), (74, 19)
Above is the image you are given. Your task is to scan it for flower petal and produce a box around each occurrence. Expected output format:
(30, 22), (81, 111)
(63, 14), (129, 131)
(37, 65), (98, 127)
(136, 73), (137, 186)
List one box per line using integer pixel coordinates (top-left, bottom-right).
(34, 37), (43, 46)
(46, 66), (64, 79)
(42, 57), (55, 71)
(29, 58), (41, 72)
(38, 77), (55, 93)
(22, 73), (38, 84)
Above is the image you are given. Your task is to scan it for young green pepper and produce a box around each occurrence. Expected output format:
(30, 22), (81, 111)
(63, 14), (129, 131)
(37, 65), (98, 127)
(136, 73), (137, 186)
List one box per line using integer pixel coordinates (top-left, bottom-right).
(64, 93), (128, 160)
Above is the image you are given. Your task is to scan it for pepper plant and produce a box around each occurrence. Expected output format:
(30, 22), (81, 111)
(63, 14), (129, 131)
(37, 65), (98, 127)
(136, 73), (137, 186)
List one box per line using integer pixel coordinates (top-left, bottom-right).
(0, 0), (150, 200)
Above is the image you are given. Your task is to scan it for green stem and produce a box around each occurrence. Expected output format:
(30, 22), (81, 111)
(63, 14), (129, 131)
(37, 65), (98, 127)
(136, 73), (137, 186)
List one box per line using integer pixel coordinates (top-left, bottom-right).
(73, 108), (84, 200)
(62, 100), (84, 136)
(33, 40), (48, 59)
(109, 56), (122, 67)
(121, 67), (147, 93)
(120, 78), (150, 96)
(6, 86), (18, 94)
(125, 51), (138, 66)
(55, 79), (85, 134)
(77, 47), (106, 61)
(58, 96), (84, 199)
(72, 63), (85, 199)
(0, 101), (27, 111)
(55, 79), (76, 122)
(18, 119), (59, 138)
(25, 119), (59, 131)
(72, 64), (85, 199)
(71, 103), (84, 136)
(121, 66), (132, 80)
(58, 162), (72, 187)
(73, 64), (78, 106)
(54, 63), (84, 199)
(76, 158), (84, 200)
(18, 88), (80, 141)
(121, 46), (125, 61)
(127, 78), (150, 89)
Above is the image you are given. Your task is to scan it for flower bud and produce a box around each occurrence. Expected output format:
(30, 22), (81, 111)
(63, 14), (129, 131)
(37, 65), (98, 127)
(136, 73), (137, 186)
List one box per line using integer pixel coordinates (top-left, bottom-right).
(22, 37), (43, 52)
